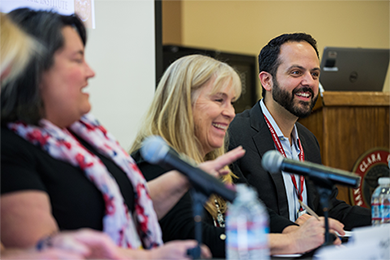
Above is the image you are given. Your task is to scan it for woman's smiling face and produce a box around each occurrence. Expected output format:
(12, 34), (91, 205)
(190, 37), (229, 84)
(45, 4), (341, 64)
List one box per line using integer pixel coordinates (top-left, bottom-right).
(40, 26), (95, 128)
(193, 77), (237, 156)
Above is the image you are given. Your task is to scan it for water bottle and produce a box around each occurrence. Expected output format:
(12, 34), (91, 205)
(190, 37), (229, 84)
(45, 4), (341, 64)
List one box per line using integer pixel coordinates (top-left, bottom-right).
(371, 177), (390, 225)
(226, 184), (269, 260)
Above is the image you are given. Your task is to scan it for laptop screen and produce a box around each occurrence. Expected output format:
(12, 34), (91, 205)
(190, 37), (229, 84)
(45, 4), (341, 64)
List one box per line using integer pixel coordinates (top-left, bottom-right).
(319, 47), (389, 92)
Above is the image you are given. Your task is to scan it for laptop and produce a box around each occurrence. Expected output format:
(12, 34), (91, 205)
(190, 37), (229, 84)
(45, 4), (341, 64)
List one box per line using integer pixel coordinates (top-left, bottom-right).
(319, 47), (389, 91)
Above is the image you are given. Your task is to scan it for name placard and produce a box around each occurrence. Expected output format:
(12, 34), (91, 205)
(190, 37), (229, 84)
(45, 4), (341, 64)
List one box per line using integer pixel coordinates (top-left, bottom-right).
(315, 225), (390, 260)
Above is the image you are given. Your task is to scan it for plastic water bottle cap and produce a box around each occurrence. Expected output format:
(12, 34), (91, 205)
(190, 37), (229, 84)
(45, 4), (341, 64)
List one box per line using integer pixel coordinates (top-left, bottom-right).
(235, 184), (257, 199)
(378, 177), (390, 185)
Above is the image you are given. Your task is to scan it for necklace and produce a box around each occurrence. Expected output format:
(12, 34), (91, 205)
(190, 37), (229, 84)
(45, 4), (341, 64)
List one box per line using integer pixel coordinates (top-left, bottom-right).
(213, 199), (225, 228)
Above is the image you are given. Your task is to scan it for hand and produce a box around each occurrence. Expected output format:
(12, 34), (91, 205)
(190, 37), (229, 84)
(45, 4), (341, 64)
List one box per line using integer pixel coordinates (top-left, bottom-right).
(49, 229), (125, 259)
(294, 214), (345, 238)
(319, 217), (343, 246)
(319, 216), (345, 237)
(199, 146), (245, 178)
(289, 216), (343, 253)
(288, 216), (326, 253)
(119, 240), (212, 259)
(1, 248), (85, 259)
(295, 213), (311, 226)
(146, 146), (245, 219)
(281, 225), (299, 234)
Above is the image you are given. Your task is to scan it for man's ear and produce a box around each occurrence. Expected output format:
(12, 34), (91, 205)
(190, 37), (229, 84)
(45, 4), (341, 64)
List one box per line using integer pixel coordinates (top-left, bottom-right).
(259, 71), (273, 91)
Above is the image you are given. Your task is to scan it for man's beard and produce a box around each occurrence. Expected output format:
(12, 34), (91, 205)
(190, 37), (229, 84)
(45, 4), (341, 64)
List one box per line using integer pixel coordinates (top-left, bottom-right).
(271, 78), (318, 118)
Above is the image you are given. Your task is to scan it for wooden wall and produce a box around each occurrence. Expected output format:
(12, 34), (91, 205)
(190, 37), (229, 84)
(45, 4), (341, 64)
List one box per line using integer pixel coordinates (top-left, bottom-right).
(299, 92), (390, 204)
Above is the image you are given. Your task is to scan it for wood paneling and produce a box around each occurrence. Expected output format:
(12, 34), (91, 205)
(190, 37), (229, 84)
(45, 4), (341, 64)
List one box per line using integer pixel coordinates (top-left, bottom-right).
(162, 0), (182, 45)
(299, 91), (390, 204)
(322, 91), (390, 106)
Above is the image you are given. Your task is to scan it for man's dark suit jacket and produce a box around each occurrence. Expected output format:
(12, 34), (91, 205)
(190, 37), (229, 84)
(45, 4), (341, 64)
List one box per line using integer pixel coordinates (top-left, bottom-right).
(228, 101), (371, 231)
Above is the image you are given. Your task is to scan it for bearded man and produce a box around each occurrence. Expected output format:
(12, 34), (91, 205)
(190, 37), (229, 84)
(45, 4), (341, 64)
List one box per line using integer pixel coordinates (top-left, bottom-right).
(228, 33), (371, 231)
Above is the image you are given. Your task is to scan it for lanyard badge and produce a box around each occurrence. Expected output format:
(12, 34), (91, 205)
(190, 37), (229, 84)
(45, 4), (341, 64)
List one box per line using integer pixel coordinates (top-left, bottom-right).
(263, 115), (305, 211)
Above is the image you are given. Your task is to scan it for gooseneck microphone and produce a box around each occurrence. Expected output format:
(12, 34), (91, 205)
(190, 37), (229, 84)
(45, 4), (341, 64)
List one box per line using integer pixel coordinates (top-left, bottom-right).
(140, 135), (236, 202)
(262, 150), (361, 188)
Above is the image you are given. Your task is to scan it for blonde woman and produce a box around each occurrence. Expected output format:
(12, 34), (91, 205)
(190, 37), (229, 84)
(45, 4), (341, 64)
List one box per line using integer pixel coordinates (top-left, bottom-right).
(0, 12), (39, 83)
(130, 54), (344, 258)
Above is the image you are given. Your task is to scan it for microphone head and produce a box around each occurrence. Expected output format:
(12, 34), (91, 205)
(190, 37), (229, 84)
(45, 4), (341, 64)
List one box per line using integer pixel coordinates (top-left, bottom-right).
(140, 135), (170, 165)
(262, 150), (284, 174)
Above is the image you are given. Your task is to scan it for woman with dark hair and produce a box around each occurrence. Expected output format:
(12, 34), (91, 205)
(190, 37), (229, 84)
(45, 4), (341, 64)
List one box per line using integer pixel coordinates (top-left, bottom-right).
(0, 12), (133, 260)
(0, 9), (243, 259)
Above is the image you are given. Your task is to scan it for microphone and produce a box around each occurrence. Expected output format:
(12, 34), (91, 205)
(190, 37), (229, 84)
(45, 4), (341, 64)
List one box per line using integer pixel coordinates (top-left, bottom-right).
(262, 150), (361, 188)
(140, 135), (236, 202)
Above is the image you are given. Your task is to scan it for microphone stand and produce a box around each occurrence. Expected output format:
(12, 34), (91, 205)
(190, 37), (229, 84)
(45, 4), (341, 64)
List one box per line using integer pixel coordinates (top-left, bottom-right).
(310, 177), (335, 246)
(317, 186), (334, 245)
(186, 188), (209, 259)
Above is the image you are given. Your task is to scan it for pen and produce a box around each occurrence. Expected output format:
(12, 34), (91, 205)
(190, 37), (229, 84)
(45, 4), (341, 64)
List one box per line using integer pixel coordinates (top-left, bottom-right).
(298, 200), (320, 220)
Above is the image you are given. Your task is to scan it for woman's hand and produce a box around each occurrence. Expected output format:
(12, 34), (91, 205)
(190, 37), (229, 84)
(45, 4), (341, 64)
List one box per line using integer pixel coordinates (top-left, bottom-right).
(1, 248), (85, 260)
(147, 146), (245, 219)
(149, 241), (211, 260)
(199, 146), (245, 178)
(120, 240), (211, 260)
(48, 229), (125, 259)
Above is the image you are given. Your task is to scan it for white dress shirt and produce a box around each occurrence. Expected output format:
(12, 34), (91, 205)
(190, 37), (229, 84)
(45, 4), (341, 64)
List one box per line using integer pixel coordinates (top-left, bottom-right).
(260, 99), (308, 221)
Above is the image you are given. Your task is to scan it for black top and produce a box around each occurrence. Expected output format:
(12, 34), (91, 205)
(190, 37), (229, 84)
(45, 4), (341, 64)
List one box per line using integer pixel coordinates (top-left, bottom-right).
(1, 126), (135, 231)
(132, 149), (296, 258)
(228, 102), (371, 231)
(132, 149), (226, 258)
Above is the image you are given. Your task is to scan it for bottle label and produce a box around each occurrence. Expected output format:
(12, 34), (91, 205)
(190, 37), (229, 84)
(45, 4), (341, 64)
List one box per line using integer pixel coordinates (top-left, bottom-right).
(226, 219), (268, 250)
(371, 201), (390, 223)
(372, 203), (381, 221)
(382, 200), (390, 222)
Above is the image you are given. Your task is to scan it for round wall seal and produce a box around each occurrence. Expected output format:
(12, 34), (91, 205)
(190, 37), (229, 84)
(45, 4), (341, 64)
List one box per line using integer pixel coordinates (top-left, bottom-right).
(350, 148), (390, 208)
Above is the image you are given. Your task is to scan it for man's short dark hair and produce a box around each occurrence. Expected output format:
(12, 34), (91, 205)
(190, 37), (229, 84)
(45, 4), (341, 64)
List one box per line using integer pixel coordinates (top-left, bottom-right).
(1, 8), (86, 125)
(258, 33), (319, 98)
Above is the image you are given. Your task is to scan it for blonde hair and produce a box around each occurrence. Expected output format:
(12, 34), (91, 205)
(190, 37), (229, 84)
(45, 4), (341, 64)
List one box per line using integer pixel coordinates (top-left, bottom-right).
(0, 13), (38, 85)
(130, 54), (242, 217)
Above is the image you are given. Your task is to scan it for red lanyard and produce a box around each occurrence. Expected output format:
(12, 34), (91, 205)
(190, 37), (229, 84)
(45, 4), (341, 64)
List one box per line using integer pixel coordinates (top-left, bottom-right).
(263, 114), (305, 207)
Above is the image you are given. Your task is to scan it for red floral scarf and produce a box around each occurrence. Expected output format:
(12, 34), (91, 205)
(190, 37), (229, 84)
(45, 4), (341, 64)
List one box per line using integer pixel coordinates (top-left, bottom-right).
(8, 113), (163, 249)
